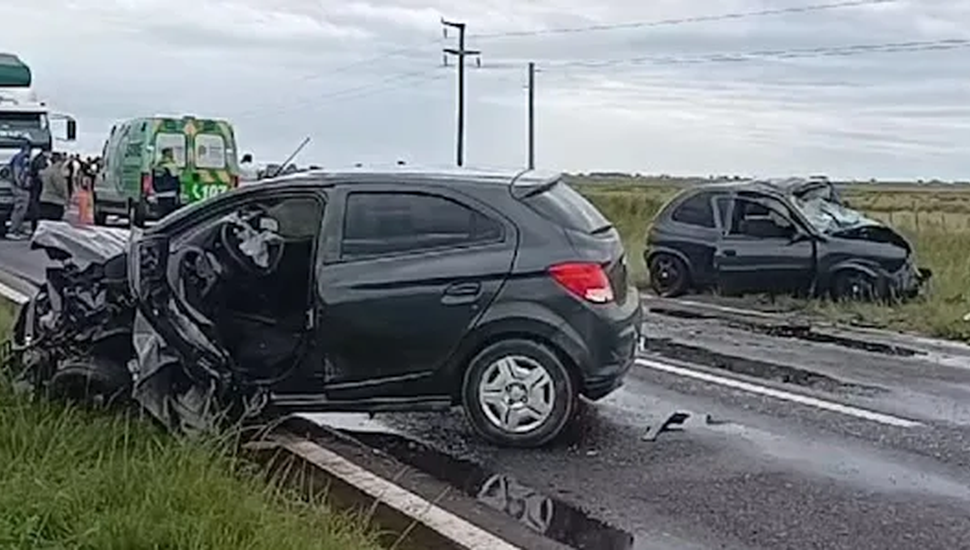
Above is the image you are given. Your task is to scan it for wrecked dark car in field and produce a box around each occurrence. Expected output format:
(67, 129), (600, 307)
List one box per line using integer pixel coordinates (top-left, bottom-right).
(2, 168), (642, 447)
(644, 177), (931, 301)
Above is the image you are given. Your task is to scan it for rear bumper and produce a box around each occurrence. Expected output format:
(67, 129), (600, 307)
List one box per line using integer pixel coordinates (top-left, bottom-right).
(573, 286), (643, 401)
(583, 355), (634, 400)
(144, 195), (180, 220)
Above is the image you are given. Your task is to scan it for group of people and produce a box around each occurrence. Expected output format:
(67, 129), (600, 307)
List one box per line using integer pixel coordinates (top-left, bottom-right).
(6, 143), (101, 240)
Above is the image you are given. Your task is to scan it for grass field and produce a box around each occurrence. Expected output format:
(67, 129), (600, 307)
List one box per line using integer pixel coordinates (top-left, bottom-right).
(572, 176), (970, 341)
(0, 300), (381, 550)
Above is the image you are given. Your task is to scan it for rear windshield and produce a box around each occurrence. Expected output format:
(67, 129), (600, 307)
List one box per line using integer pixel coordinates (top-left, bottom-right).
(155, 133), (186, 167)
(521, 181), (612, 233)
(195, 133), (226, 169)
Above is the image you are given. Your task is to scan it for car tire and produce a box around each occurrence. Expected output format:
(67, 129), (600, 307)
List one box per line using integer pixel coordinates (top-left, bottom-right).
(92, 194), (108, 226)
(47, 356), (133, 410)
(128, 199), (146, 228)
(461, 339), (576, 448)
(0, 213), (8, 238)
(649, 253), (689, 297)
(831, 270), (879, 302)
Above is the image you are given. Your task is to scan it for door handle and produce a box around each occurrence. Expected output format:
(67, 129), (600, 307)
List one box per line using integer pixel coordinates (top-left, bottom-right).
(444, 282), (482, 297)
(720, 249), (737, 257)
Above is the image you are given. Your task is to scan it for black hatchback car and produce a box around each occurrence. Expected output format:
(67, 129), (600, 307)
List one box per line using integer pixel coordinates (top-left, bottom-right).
(644, 178), (930, 301)
(6, 167), (642, 448)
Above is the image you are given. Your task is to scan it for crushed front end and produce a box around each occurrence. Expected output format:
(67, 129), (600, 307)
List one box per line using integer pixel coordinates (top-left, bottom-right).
(1, 222), (134, 405)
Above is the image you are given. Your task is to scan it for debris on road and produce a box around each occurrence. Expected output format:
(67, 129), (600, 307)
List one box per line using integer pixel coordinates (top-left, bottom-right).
(641, 411), (691, 442)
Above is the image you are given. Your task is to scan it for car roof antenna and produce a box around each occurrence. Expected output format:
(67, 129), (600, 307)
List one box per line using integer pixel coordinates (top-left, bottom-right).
(269, 136), (311, 179)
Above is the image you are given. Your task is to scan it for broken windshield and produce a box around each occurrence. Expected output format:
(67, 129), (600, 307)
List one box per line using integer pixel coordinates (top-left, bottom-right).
(790, 183), (879, 234)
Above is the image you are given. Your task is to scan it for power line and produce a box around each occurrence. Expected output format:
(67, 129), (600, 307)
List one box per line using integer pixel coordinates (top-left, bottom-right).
(232, 69), (449, 121)
(315, 68), (441, 101)
(534, 38), (970, 70)
(305, 37), (443, 80)
(471, 0), (897, 40)
(317, 72), (449, 104)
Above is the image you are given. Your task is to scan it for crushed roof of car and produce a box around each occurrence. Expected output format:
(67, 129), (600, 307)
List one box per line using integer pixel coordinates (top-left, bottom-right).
(261, 164), (564, 187)
(690, 177), (832, 195)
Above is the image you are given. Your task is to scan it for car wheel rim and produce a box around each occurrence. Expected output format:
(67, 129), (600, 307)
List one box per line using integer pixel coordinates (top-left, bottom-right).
(478, 355), (555, 434)
(849, 277), (871, 299)
(655, 257), (679, 291)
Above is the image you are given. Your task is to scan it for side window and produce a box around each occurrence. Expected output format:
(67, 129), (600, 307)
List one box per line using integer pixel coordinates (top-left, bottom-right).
(729, 197), (796, 239)
(173, 193), (325, 250)
(264, 196), (324, 239)
(715, 196), (732, 230)
(341, 192), (503, 259)
(671, 192), (717, 228)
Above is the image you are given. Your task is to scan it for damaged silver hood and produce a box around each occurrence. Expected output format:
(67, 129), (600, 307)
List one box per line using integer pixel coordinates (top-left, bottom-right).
(30, 221), (130, 269)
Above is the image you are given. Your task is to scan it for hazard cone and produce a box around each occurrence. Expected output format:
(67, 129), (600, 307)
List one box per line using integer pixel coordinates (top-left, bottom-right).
(76, 187), (94, 225)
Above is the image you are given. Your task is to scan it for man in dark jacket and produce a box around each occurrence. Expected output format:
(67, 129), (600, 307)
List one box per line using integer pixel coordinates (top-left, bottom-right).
(6, 142), (32, 239)
(28, 150), (48, 231)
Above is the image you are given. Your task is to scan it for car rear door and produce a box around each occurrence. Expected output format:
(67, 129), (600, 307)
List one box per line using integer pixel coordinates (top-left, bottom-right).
(314, 183), (516, 399)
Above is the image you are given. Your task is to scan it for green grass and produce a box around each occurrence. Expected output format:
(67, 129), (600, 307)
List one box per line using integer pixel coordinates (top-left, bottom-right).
(0, 300), (381, 550)
(572, 177), (970, 342)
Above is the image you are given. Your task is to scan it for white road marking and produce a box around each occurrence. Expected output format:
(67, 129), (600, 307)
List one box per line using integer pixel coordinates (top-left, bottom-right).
(634, 357), (923, 428)
(0, 280), (30, 305)
(275, 435), (524, 550)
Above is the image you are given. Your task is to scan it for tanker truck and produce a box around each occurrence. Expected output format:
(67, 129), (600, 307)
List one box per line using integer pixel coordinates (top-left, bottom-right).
(0, 53), (77, 236)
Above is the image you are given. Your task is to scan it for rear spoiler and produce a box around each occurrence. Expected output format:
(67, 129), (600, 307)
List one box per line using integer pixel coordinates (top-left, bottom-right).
(508, 168), (563, 200)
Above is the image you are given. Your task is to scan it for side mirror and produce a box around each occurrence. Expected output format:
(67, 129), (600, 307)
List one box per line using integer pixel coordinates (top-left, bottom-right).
(66, 119), (77, 141)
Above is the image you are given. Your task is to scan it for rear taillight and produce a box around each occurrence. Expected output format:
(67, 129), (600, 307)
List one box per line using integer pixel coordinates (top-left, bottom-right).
(548, 262), (614, 304)
(141, 173), (153, 195)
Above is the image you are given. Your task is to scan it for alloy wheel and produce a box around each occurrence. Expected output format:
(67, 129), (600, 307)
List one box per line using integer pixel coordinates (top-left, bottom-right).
(478, 355), (555, 434)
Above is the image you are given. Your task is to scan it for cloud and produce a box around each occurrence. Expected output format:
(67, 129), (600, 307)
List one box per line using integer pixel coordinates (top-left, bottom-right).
(1, 0), (967, 179)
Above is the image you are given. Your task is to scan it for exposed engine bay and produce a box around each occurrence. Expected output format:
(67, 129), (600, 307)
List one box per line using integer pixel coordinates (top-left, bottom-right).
(1, 210), (298, 434)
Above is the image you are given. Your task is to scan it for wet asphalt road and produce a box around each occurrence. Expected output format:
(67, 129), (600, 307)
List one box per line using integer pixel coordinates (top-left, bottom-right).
(1, 235), (969, 550)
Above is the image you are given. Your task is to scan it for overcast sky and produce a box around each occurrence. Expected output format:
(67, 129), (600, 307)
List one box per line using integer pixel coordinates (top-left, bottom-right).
(2, 0), (968, 180)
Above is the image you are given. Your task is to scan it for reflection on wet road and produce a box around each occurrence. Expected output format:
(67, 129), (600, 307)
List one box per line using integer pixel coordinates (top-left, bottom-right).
(340, 429), (636, 549)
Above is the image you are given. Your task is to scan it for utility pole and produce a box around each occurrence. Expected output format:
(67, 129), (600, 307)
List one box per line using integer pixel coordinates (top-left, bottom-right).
(527, 62), (535, 170)
(442, 19), (480, 167)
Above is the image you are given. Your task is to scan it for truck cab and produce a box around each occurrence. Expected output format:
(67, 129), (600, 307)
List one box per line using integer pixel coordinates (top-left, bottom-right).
(0, 53), (77, 236)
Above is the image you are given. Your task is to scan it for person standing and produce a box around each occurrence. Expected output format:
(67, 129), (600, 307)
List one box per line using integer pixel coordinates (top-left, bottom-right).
(63, 153), (80, 198)
(6, 142), (33, 239)
(38, 153), (69, 221)
(239, 153), (259, 185)
(28, 150), (49, 232)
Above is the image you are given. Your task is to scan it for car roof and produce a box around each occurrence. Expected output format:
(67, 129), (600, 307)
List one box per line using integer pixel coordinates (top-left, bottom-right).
(261, 164), (564, 188)
(682, 177), (819, 197)
(151, 165), (563, 233)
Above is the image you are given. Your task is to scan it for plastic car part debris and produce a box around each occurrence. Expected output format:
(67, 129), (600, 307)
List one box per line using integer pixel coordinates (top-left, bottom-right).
(641, 411), (725, 441)
(642, 411), (690, 441)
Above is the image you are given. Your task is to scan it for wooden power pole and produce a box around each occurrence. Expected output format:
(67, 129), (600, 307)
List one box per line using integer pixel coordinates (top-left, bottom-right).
(442, 19), (480, 167)
(527, 62), (535, 170)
